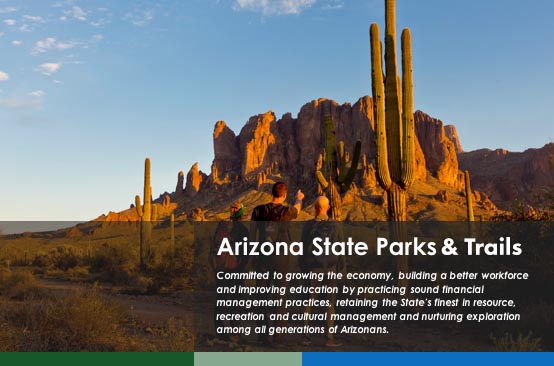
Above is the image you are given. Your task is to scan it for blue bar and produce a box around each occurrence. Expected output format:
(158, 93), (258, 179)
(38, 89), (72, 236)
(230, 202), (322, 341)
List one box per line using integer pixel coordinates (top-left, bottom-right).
(302, 352), (554, 366)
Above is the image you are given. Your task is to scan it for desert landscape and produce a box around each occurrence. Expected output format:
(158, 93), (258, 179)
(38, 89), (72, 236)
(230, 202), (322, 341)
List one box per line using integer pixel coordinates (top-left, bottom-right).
(1, 0), (553, 353)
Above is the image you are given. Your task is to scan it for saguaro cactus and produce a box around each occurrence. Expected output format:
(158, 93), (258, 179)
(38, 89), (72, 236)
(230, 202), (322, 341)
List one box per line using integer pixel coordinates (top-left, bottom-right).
(316, 116), (362, 220)
(371, 0), (415, 288)
(170, 213), (175, 270)
(464, 170), (475, 222)
(135, 158), (152, 269)
(370, 0), (416, 221)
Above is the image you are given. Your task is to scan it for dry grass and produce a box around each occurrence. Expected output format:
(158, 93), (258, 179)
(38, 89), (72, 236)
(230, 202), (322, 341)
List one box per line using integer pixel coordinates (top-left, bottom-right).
(0, 269), (194, 351)
(0, 276), (126, 351)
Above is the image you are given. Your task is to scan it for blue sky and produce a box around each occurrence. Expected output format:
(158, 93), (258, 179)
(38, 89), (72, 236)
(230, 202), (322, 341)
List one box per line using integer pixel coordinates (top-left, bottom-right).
(1, 0), (554, 221)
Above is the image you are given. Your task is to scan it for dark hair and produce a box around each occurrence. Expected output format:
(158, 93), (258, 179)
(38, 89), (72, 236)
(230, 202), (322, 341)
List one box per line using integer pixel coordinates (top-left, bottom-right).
(272, 182), (288, 198)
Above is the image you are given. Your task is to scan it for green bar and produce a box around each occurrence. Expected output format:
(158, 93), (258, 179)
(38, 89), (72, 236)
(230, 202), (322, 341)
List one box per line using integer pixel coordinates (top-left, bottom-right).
(195, 352), (301, 366)
(0, 353), (194, 366)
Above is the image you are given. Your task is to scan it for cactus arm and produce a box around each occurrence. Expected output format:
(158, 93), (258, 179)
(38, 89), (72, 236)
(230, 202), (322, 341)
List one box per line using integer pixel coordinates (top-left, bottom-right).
(384, 0), (402, 182)
(323, 116), (338, 178)
(400, 28), (415, 188)
(338, 141), (347, 182)
(371, 23), (393, 191)
(316, 171), (329, 190)
(135, 195), (143, 217)
(318, 115), (361, 219)
(340, 141), (362, 191)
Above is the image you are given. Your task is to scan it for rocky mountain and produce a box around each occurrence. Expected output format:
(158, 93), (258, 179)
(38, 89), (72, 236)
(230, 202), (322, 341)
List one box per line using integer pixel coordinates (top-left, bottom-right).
(458, 143), (554, 210)
(206, 97), (468, 193)
(107, 95), (554, 222)
(158, 96), (502, 221)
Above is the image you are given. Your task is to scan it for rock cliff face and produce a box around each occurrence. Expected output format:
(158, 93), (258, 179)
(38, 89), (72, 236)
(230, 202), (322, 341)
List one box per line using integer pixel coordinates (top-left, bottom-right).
(444, 125), (463, 153)
(414, 111), (460, 187)
(175, 171), (185, 197)
(458, 143), (554, 209)
(212, 121), (240, 184)
(238, 112), (278, 177)
(205, 97), (465, 196)
(184, 163), (206, 197)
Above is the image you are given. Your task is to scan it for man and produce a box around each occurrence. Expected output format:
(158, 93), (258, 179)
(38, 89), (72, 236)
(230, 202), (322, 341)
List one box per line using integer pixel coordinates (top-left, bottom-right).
(250, 181), (304, 346)
(251, 181), (304, 226)
(300, 195), (343, 348)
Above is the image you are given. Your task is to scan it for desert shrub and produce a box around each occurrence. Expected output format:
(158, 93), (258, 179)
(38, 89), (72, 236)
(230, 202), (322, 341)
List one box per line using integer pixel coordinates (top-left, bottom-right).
(492, 199), (552, 221)
(50, 246), (81, 270)
(123, 317), (193, 352)
(32, 253), (52, 268)
(43, 266), (90, 282)
(43, 268), (66, 279)
(517, 302), (554, 346)
(128, 274), (154, 294)
(0, 287), (126, 351)
(66, 266), (90, 281)
(145, 317), (193, 352)
(87, 243), (137, 284)
(10, 252), (31, 267)
(490, 332), (542, 352)
(136, 245), (193, 294)
(0, 269), (40, 299)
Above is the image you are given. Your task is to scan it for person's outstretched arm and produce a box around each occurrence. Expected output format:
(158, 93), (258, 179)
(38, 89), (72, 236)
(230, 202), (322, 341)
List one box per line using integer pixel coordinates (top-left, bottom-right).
(293, 189), (304, 213)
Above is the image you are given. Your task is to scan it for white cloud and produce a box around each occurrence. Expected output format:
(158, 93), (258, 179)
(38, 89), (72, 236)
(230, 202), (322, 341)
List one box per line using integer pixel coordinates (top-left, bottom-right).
(0, 71), (9, 81)
(23, 15), (43, 22)
(4, 19), (16, 26)
(0, 7), (17, 14)
(17, 13), (45, 32)
(29, 90), (44, 97)
(33, 37), (77, 53)
(37, 62), (62, 75)
(38, 38), (60, 51)
(11, 40), (22, 46)
(64, 6), (87, 21)
(322, 1), (343, 10)
(123, 9), (153, 26)
(90, 18), (108, 27)
(57, 41), (75, 50)
(233, 0), (316, 15)
(0, 98), (42, 109)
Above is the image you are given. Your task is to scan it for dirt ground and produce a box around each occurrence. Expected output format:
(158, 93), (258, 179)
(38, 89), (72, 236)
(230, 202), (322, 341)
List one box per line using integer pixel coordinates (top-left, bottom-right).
(36, 278), (494, 352)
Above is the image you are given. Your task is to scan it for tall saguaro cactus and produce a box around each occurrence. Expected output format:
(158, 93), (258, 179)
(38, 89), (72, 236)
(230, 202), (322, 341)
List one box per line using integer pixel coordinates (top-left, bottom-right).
(316, 116), (362, 220)
(135, 158), (152, 269)
(371, 0), (415, 288)
(370, 0), (416, 221)
(170, 213), (175, 270)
